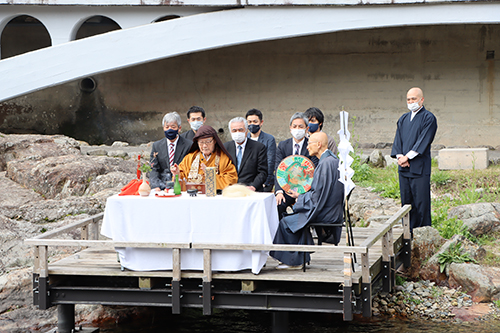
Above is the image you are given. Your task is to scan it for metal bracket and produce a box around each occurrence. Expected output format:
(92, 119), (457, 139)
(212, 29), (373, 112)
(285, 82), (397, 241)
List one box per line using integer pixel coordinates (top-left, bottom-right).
(38, 276), (51, 310)
(202, 281), (212, 315)
(402, 238), (412, 269)
(381, 260), (391, 293)
(361, 282), (372, 317)
(172, 280), (181, 314)
(343, 285), (353, 321)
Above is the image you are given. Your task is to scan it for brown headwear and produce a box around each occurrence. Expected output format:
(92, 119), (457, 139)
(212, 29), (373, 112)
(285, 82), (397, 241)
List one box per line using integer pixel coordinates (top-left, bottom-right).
(189, 125), (235, 165)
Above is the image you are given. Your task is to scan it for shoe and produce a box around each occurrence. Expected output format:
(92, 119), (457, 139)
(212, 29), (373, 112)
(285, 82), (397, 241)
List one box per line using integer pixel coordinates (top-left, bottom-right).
(275, 264), (302, 270)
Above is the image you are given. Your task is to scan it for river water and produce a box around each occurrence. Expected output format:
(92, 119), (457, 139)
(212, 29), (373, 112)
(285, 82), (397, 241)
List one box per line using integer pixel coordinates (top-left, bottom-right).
(100, 309), (500, 333)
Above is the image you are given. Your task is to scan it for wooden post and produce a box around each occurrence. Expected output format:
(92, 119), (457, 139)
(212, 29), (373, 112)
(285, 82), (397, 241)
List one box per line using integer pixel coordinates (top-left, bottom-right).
(402, 211), (412, 268)
(381, 231), (392, 293)
(38, 245), (50, 310)
(81, 225), (88, 241)
(361, 251), (372, 317)
(202, 249), (212, 315)
(172, 248), (181, 314)
(343, 252), (353, 321)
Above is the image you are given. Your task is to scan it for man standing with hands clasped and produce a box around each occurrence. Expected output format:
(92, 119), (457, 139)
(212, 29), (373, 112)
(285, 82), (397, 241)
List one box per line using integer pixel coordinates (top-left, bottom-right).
(391, 87), (437, 232)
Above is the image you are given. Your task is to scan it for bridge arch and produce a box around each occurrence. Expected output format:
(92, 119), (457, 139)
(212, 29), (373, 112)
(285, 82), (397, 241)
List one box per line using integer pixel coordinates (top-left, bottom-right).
(153, 15), (181, 23)
(0, 3), (499, 102)
(72, 15), (122, 41)
(0, 14), (51, 59)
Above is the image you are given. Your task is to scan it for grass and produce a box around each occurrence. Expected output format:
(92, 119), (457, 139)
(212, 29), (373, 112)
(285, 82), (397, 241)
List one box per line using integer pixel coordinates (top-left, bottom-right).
(352, 155), (500, 249)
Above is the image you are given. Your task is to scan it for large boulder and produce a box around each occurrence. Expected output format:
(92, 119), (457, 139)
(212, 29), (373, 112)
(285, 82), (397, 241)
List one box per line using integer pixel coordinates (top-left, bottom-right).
(419, 234), (485, 282)
(448, 263), (500, 302)
(6, 155), (135, 199)
(448, 203), (500, 237)
(368, 149), (386, 168)
(348, 187), (400, 225)
(0, 172), (43, 213)
(408, 226), (445, 279)
(85, 171), (135, 196)
(0, 134), (81, 171)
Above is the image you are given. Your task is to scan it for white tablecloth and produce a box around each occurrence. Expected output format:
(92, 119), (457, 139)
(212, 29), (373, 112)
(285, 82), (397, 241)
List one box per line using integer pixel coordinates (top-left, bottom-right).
(101, 192), (279, 274)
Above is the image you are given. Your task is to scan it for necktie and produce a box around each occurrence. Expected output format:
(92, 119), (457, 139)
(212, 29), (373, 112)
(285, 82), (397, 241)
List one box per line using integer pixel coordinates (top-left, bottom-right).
(169, 143), (174, 166)
(237, 145), (242, 171)
(294, 143), (300, 155)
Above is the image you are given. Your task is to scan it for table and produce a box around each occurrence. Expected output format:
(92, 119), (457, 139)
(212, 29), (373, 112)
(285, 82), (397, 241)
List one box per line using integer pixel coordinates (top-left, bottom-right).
(101, 192), (279, 274)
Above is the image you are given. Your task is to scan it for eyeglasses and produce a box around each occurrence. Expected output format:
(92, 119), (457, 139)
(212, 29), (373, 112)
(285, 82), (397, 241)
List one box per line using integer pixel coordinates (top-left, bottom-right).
(198, 139), (214, 146)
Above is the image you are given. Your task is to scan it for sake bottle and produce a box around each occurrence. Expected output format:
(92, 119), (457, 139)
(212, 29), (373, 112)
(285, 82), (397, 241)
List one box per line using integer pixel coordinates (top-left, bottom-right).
(174, 174), (181, 195)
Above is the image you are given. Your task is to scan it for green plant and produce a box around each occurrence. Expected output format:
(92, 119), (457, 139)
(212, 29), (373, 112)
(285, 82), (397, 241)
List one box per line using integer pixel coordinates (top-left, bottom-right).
(438, 242), (477, 273)
(431, 170), (451, 187)
(494, 300), (500, 308)
(370, 164), (400, 199)
(40, 227), (47, 233)
(395, 274), (406, 286)
(351, 153), (373, 182)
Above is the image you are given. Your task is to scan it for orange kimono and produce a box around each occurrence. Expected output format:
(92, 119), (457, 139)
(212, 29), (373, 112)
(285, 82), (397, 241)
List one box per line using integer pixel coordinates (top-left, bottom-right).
(178, 149), (237, 190)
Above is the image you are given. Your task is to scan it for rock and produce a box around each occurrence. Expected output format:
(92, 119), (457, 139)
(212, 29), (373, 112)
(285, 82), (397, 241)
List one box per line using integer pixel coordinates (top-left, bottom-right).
(448, 264), (500, 302)
(4, 197), (103, 224)
(409, 226), (445, 279)
(0, 134), (81, 171)
(475, 145), (495, 150)
(111, 141), (129, 147)
(87, 149), (108, 156)
(375, 142), (392, 149)
(0, 267), (57, 332)
(432, 144), (446, 150)
(448, 203), (500, 237)
(85, 171), (135, 196)
(0, 171), (43, 214)
(107, 150), (129, 158)
(358, 143), (375, 149)
(420, 235), (485, 282)
(490, 157), (500, 165)
(384, 155), (397, 167)
(348, 187), (400, 225)
(368, 150), (386, 168)
(6, 155), (135, 199)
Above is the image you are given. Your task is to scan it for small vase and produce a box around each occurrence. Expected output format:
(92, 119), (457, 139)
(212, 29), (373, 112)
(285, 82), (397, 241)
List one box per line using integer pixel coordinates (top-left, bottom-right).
(138, 172), (151, 197)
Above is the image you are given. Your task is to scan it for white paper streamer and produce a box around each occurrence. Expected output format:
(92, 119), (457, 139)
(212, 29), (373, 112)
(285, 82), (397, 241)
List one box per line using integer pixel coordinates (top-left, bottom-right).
(337, 111), (356, 197)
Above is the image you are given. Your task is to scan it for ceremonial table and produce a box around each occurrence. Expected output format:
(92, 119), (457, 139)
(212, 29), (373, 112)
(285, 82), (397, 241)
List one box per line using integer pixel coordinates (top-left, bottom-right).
(101, 192), (279, 274)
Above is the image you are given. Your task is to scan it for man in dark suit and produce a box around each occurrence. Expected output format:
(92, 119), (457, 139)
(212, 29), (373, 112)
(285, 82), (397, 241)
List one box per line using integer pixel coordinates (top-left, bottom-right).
(391, 87), (438, 231)
(224, 117), (267, 191)
(246, 108), (277, 192)
(275, 112), (316, 219)
(180, 106), (206, 141)
(150, 111), (192, 190)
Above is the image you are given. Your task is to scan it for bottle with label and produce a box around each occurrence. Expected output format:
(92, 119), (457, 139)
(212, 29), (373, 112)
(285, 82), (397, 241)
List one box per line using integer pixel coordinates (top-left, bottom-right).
(174, 174), (181, 195)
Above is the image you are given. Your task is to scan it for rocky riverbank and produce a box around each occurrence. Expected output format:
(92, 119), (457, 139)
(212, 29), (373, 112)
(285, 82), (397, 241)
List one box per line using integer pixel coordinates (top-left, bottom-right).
(1, 132), (500, 332)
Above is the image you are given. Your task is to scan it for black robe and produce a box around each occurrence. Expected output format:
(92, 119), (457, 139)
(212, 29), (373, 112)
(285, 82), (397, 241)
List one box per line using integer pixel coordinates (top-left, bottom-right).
(270, 149), (344, 266)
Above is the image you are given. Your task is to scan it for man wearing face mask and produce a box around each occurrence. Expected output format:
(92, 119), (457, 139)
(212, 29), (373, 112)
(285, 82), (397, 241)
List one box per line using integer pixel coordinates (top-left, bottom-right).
(180, 106), (206, 141)
(246, 109), (276, 192)
(150, 111), (192, 191)
(224, 117), (268, 191)
(391, 87), (437, 232)
(274, 112), (315, 219)
(304, 107), (338, 156)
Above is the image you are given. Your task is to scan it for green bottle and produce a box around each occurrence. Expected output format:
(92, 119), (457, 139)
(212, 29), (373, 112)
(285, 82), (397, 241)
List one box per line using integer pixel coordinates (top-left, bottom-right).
(174, 174), (181, 195)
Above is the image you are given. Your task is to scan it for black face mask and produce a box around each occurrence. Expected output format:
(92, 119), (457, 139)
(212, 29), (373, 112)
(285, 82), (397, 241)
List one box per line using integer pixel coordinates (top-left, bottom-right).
(248, 124), (261, 134)
(164, 129), (178, 140)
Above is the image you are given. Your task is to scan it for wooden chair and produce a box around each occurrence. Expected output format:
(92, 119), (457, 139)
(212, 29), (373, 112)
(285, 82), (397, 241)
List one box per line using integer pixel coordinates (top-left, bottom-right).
(301, 221), (344, 272)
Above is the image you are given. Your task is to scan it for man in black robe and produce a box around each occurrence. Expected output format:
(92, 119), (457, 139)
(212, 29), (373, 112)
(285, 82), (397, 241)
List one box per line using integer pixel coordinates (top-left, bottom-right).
(270, 132), (344, 268)
(391, 87), (438, 231)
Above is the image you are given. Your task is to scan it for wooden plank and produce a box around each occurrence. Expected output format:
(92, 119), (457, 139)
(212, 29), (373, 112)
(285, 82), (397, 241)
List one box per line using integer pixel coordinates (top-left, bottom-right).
(24, 239), (192, 249)
(33, 213), (103, 240)
(192, 243), (367, 254)
(360, 205), (411, 248)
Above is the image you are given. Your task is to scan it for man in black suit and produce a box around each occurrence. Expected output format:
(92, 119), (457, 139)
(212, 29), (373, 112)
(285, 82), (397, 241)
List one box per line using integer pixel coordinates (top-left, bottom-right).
(150, 111), (192, 190)
(224, 117), (267, 191)
(180, 106), (206, 141)
(275, 112), (315, 219)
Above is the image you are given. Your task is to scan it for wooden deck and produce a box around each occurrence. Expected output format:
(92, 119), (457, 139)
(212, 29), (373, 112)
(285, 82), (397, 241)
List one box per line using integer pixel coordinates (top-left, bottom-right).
(25, 205), (412, 325)
(47, 226), (403, 284)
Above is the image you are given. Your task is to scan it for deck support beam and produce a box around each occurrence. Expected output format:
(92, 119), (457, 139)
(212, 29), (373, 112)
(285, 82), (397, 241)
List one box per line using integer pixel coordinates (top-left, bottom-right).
(272, 311), (289, 333)
(361, 251), (372, 317)
(172, 248), (182, 314)
(343, 252), (353, 321)
(57, 304), (75, 333)
(202, 249), (212, 315)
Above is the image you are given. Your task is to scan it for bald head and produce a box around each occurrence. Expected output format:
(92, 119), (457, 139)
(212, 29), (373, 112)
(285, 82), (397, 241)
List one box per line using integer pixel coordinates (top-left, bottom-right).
(308, 132), (328, 157)
(407, 87), (424, 109)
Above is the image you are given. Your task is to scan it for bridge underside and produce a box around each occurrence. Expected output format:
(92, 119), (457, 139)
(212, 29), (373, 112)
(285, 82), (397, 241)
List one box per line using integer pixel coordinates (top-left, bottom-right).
(1, 3), (499, 147)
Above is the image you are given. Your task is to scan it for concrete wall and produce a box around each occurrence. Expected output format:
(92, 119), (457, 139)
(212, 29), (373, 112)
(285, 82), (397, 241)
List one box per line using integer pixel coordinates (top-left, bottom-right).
(1, 24), (499, 146)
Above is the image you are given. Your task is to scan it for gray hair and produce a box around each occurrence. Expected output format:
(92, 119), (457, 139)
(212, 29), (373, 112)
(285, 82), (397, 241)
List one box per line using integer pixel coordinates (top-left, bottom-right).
(228, 117), (248, 130)
(289, 112), (309, 126)
(162, 111), (182, 127)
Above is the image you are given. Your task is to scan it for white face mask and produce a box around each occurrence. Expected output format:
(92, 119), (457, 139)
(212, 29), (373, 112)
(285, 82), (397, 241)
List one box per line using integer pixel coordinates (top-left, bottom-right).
(291, 128), (306, 141)
(190, 120), (203, 131)
(231, 132), (246, 144)
(407, 101), (421, 112)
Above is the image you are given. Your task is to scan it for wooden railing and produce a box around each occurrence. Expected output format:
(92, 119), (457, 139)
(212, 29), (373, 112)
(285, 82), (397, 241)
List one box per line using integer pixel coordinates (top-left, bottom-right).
(25, 204), (411, 319)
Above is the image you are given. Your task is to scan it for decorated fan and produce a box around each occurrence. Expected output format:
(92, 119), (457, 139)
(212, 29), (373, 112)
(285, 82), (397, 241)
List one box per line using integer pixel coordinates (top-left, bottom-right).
(276, 155), (315, 194)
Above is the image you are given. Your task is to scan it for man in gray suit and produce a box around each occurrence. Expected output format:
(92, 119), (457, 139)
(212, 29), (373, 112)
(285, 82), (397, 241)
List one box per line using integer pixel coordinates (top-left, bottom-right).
(150, 111), (192, 190)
